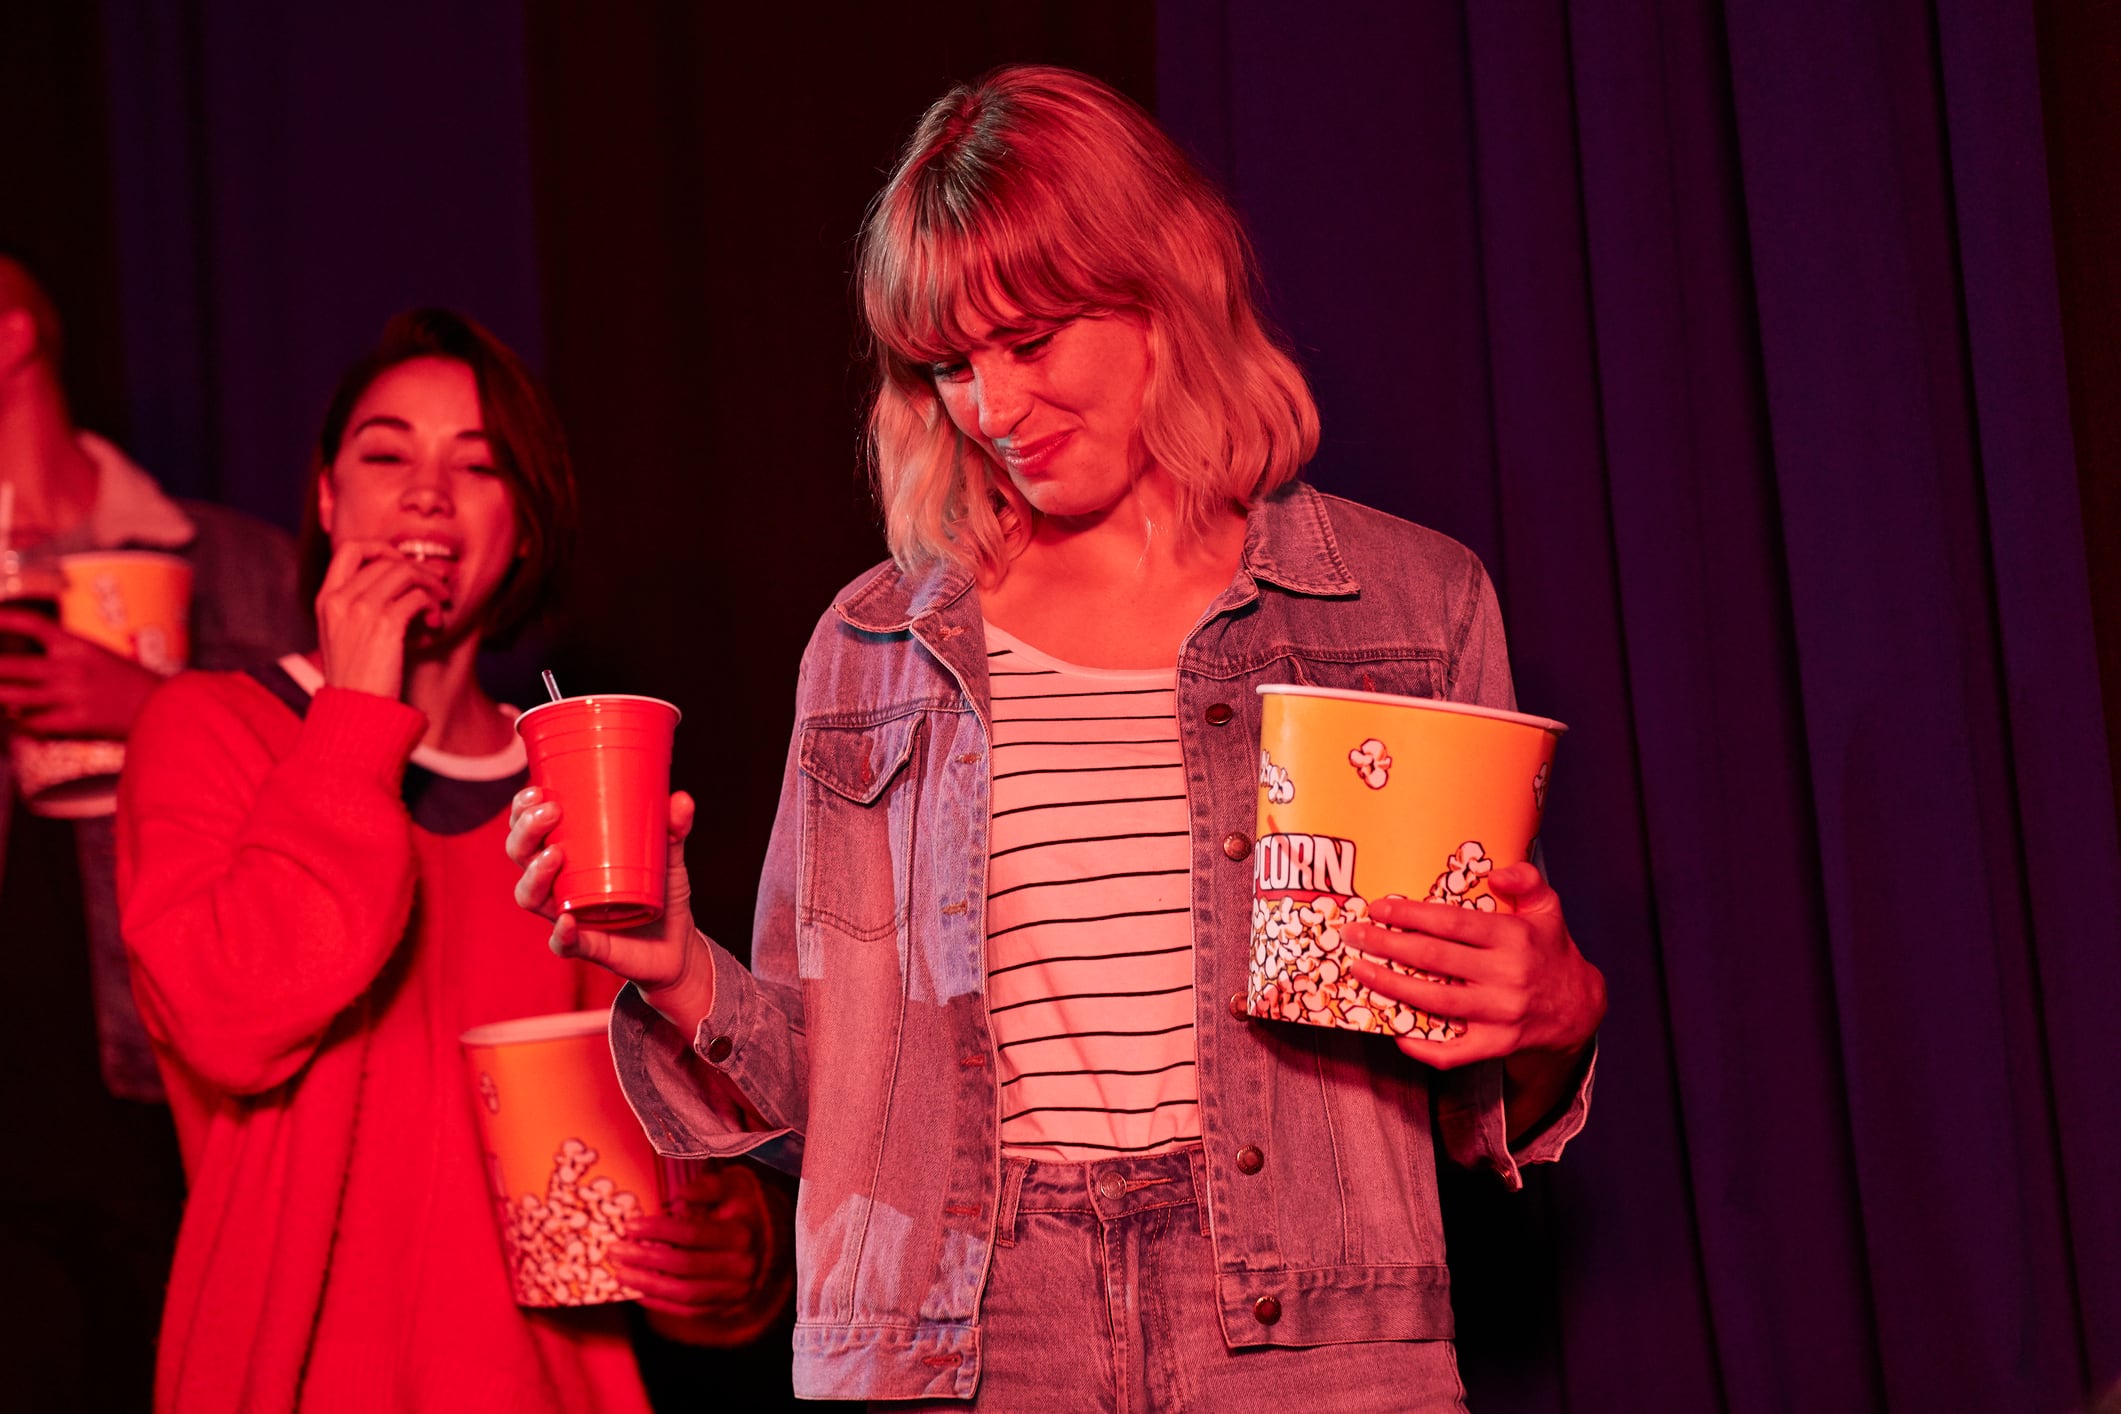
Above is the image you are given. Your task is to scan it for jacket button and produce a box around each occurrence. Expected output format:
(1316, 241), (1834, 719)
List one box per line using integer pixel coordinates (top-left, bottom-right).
(1205, 702), (1235, 725)
(1236, 1145), (1264, 1174)
(1222, 832), (1251, 861)
(1229, 991), (1248, 1020)
(1253, 1295), (1281, 1325)
(704, 1036), (733, 1063)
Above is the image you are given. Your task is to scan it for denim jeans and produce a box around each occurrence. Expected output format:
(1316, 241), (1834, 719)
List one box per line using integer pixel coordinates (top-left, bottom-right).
(883, 1146), (1468, 1413)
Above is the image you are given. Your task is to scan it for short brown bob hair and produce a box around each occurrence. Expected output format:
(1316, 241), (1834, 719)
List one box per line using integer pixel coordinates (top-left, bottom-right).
(858, 65), (1320, 573)
(297, 308), (576, 650)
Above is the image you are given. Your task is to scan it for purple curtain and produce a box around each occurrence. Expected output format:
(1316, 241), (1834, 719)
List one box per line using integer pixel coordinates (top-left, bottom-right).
(95, 0), (547, 524)
(1160, 1), (2121, 1410)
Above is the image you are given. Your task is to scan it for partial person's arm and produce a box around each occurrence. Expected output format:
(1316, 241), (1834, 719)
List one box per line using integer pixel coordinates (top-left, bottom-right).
(116, 675), (425, 1095)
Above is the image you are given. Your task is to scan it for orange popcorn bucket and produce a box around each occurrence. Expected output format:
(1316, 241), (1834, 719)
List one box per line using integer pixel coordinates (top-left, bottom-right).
(462, 1010), (698, 1307)
(1249, 685), (1566, 1041)
(9, 551), (192, 818)
(57, 550), (193, 671)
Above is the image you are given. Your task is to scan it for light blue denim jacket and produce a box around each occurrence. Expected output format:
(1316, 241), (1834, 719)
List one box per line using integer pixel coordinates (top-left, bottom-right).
(611, 482), (1594, 1402)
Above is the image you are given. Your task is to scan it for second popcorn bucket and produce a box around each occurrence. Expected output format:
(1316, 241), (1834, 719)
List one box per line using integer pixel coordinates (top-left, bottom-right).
(461, 1010), (698, 1307)
(514, 693), (681, 928)
(1249, 685), (1566, 1040)
(9, 550), (193, 818)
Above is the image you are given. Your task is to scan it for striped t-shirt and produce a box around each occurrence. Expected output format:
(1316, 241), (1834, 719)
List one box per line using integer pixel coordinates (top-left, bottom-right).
(983, 622), (1200, 1161)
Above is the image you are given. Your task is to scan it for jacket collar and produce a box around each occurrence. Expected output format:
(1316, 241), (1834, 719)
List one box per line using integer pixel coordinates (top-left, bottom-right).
(831, 481), (1356, 634)
(1241, 481), (1360, 597)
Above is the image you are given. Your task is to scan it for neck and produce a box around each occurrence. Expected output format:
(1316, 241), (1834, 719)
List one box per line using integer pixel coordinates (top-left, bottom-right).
(1007, 473), (1245, 589)
(402, 636), (511, 755)
(0, 381), (99, 541)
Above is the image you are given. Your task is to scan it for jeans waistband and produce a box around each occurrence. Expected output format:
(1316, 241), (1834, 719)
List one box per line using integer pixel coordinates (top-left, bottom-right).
(997, 1144), (1208, 1244)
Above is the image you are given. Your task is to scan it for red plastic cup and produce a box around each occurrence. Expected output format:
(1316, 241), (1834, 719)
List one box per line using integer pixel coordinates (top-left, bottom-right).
(514, 694), (681, 928)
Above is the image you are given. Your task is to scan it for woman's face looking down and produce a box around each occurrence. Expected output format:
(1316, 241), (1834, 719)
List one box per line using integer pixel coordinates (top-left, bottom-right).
(929, 298), (1155, 525)
(316, 355), (521, 647)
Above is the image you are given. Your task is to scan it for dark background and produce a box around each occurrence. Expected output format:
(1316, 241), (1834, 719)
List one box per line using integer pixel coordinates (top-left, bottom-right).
(6, 1), (2118, 1411)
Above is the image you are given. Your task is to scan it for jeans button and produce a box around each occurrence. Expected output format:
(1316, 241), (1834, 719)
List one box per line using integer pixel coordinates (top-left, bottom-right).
(1236, 1145), (1264, 1174)
(1252, 1295), (1281, 1325)
(1205, 702), (1235, 726)
(1096, 1171), (1126, 1201)
(1228, 991), (1248, 1020)
(1222, 832), (1252, 861)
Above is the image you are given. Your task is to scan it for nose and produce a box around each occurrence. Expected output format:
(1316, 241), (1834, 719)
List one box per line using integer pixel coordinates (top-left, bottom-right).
(400, 455), (456, 516)
(973, 363), (1030, 442)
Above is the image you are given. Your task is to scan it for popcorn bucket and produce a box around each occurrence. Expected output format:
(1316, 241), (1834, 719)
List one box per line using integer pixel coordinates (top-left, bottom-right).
(8, 551), (192, 819)
(462, 1010), (696, 1307)
(1248, 685), (1566, 1041)
(57, 551), (193, 672)
(513, 695), (680, 928)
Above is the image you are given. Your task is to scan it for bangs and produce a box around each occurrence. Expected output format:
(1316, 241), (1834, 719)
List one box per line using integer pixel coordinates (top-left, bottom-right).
(864, 181), (1124, 366)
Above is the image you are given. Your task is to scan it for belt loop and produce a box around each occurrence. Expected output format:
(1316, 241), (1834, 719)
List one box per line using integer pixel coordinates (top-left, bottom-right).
(1187, 1146), (1211, 1238)
(995, 1157), (1031, 1247)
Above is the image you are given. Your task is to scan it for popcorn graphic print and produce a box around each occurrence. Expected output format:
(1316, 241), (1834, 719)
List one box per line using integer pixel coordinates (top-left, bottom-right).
(500, 1138), (648, 1307)
(1426, 840), (1498, 912)
(1258, 748), (1296, 805)
(1348, 737), (1392, 789)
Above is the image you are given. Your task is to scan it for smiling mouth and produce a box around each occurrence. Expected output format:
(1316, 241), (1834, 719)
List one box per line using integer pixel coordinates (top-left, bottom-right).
(392, 536), (461, 565)
(997, 430), (1072, 474)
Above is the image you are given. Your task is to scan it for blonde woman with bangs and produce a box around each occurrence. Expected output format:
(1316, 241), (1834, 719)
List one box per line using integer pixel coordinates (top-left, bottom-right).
(511, 65), (1605, 1411)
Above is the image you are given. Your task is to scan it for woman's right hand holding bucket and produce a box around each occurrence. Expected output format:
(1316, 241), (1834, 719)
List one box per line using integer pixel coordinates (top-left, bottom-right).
(507, 786), (718, 1037)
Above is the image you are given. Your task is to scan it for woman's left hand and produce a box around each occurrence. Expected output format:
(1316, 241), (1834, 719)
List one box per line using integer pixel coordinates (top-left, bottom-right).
(0, 613), (164, 739)
(1342, 861), (1605, 1070)
(613, 1160), (794, 1347)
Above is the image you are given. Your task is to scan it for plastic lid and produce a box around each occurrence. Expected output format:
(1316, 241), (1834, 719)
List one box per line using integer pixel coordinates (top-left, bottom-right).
(512, 693), (682, 735)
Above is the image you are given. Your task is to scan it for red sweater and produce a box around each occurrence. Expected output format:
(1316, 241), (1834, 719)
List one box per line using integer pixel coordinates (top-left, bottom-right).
(118, 670), (652, 1413)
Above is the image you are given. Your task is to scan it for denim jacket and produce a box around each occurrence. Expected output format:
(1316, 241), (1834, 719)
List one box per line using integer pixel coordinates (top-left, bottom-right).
(611, 482), (1594, 1402)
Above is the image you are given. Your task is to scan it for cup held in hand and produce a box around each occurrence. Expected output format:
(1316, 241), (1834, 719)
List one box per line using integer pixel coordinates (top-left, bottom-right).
(513, 694), (681, 928)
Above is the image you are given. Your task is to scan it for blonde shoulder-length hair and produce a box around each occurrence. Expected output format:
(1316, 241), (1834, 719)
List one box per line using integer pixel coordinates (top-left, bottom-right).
(857, 65), (1319, 573)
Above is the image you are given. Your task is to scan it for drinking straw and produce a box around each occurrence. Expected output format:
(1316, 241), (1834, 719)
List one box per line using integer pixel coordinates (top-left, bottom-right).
(541, 669), (563, 703)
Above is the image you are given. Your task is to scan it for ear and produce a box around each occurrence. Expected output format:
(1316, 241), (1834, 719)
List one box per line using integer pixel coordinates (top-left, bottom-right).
(0, 309), (36, 378)
(316, 470), (337, 536)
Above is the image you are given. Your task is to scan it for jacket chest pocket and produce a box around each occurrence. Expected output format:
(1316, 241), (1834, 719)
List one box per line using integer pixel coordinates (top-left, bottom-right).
(1283, 651), (1447, 701)
(796, 712), (927, 946)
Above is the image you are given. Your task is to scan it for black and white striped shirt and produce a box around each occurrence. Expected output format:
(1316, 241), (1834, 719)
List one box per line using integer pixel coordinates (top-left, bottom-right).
(983, 623), (1200, 1161)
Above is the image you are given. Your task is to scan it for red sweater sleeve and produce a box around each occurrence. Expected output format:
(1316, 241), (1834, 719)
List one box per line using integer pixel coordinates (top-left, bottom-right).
(117, 674), (428, 1096)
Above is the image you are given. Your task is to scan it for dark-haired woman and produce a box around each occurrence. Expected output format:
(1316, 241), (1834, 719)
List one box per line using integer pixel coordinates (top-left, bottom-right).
(118, 311), (791, 1411)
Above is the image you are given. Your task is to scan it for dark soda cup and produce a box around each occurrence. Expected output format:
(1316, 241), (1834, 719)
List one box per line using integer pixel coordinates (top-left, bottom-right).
(0, 595), (57, 656)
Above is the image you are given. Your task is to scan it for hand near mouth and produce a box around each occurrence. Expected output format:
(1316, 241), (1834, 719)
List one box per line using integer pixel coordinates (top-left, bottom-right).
(315, 538), (453, 699)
